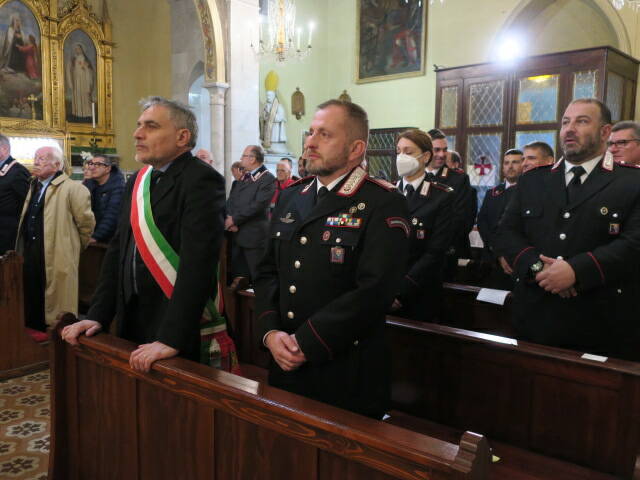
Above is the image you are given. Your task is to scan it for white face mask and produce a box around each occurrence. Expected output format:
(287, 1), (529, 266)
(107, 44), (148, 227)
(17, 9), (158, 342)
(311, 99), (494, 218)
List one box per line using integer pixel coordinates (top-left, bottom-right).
(396, 152), (422, 177)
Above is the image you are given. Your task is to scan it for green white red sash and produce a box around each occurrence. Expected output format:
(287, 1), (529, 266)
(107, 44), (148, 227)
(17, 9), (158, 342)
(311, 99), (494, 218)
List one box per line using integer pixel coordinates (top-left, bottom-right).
(130, 165), (239, 373)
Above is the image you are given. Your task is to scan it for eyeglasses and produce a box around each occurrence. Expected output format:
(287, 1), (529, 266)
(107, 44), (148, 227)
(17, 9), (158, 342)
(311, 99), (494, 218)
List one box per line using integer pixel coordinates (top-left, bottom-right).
(607, 139), (640, 148)
(240, 155), (256, 159)
(83, 161), (108, 167)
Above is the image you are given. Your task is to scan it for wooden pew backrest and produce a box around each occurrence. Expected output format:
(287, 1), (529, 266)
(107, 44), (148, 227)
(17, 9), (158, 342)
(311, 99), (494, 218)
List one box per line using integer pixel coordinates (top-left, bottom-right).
(387, 317), (640, 478)
(0, 251), (48, 379)
(50, 313), (491, 480)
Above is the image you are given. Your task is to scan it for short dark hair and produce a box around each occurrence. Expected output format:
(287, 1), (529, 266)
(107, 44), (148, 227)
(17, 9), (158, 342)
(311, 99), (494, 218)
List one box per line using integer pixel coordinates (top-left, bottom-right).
(231, 161), (244, 171)
(93, 154), (113, 167)
(449, 150), (461, 165)
(397, 129), (433, 157)
(523, 141), (554, 158)
(567, 98), (612, 125)
(298, 156), (306, 167)
(611, 120), (640, 138)
(248, 145), (264, 164)
(317, 99), (369, 142)
(427, 128), (446, 140)
(504, 148), (523, 157)
(280, 157), (293, 168)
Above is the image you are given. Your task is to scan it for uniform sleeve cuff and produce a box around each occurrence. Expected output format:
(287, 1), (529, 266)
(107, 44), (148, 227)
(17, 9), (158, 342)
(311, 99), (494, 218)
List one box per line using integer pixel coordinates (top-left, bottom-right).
(256, 310), (281, 340)
(512, 246), (539, 278)
(295, 319), (333, 364)
(568, 252), (605, 291)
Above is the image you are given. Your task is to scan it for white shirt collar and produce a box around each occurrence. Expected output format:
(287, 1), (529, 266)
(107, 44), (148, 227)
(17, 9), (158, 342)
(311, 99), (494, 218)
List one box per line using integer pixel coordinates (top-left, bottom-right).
(316, 173), (348, 193)
(504, 179), (516, 189)
(401, 173), (426, 194)
(564, 155), (601, 183)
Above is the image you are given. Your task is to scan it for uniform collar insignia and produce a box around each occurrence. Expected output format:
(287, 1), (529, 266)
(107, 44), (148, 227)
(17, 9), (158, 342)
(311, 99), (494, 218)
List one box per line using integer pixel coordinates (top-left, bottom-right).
(252, 169), (268, 181)
(337, 166), (367, 197)
(280, 212), (295, 223)
(301, 181), (313, 194)
(601, 152), (614, 172)
(0, 159), (15, 177)
(551, 157), (564, 172)
(420, 181), (430, 197)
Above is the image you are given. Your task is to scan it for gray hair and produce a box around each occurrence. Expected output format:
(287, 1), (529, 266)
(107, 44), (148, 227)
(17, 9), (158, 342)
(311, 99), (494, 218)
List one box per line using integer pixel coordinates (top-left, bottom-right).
(93, 154), (113, 167)
(37, 145), (65, 170)
(0, 134), (10, 150)
(140, 96), (198, 148)
(611, 120), (640, 139)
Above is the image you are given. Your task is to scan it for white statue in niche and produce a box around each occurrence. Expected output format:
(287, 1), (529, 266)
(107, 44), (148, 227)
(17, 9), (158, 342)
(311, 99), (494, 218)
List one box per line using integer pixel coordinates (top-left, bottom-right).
(261, 90), (288, 154)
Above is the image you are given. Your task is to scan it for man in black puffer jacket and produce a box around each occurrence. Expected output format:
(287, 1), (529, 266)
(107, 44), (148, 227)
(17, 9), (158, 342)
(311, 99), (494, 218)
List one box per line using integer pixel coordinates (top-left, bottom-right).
(83, 155), (125, 244)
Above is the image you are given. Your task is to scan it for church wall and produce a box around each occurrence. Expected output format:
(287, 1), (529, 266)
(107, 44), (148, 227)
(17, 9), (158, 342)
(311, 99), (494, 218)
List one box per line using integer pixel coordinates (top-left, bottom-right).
(110, 0), (172, 170)
(259, 0), (640, 159)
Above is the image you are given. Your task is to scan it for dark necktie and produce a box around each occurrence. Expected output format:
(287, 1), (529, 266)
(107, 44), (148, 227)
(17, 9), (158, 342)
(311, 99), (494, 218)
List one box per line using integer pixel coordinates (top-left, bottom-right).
(425, 171), (436, 181)
(316, 186), (329, 205)
(404, 183), (415, 200)
(567, 165), (586, 203)
(32, 181), (43, 204)
(150, 169), (163, 192)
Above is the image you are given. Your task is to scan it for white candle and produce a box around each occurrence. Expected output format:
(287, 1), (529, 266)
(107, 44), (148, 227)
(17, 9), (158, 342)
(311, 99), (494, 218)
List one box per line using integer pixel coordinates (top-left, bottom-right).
(91, 102), (96, 128)
(297, 28), (301, 50)
(308, 22), (314, 46)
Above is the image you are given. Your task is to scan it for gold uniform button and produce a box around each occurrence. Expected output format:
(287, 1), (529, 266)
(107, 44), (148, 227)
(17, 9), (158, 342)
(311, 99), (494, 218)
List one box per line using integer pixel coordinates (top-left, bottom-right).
(336, 238), (342, 243)
(287, 311), (295, 319)
(276, 231), (281, 237)
(294, 260), (301, 269)
(559, 233), (567, 240)
(353, 340), (359, 346)
(563, 212), (570, 219)
(289, 285), (297, 294)
(300, 236), (308, 245)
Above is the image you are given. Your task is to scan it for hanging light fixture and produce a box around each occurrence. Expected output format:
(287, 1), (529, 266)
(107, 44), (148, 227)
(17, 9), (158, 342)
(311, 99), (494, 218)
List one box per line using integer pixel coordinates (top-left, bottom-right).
(610, 0), (640, 10)
(251, 0), (313, 62)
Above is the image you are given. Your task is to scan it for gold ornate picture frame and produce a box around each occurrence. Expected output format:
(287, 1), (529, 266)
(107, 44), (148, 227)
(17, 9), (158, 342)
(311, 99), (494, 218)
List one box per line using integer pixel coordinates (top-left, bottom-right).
(356, 0), (427, 84)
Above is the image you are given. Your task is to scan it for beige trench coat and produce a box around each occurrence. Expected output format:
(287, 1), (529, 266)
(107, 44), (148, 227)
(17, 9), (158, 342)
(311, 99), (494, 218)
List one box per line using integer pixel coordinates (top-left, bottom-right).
(17, 173), (95, 326)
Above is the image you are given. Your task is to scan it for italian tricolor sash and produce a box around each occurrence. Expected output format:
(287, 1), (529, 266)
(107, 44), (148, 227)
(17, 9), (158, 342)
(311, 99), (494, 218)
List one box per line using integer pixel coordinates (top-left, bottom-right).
(130, 166), (240, 373)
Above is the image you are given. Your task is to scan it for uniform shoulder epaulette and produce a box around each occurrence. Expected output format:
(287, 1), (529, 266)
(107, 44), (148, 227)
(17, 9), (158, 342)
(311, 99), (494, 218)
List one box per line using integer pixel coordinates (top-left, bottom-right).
(287, 175), (315, 188)
(614, 160), (640, 169)
(524, 163), (553, 174)
(431, 181), (454, 193)
(366, 176), (396, 191)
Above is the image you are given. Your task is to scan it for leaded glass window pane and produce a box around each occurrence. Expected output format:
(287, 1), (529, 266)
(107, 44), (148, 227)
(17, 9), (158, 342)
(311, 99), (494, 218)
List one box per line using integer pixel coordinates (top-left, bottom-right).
(573, 70), (598, 100)
(515, 130), (557, 154)
(446, 135), (456, 152)
(368, 154), (396, 182)
(606, 72), (624, 123)
(469, 81), (504, 127)
(466, 133), (502, 209)
(517, 75), (559, 124)
(440, 86), (458, 128)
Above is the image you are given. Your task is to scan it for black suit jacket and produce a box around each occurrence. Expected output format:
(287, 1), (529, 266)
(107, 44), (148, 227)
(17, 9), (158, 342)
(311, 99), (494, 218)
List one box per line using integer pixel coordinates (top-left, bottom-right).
(226, 165), (276, 249)
(0, 156), (30, 253)
(477, 182), (516, 259)
(396, 178), (454, 320)
(88, 152), (226, 360)
(498, 158), (640, 359)
(254, 167), (409, 418)
(431, 166), (476, 258)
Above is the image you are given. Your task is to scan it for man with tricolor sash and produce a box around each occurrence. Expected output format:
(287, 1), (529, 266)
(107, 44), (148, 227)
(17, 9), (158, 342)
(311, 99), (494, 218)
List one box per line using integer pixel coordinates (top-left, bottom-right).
(62, 96), (237, 373)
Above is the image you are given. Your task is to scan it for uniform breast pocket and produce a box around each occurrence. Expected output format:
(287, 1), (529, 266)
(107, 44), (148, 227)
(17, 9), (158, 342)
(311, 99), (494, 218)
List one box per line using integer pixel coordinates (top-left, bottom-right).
(270, 225), (296, 265)
(521, 205), (543, 235)
(319, 228), (361, 276)
(595, 205), (624, 236)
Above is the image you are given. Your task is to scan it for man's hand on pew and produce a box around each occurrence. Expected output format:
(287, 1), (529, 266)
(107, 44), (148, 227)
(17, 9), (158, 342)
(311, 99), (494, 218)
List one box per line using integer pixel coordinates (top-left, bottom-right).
(265, 331), (306, 371)
(61, 320), (103, 346)
(129, 341), (179, 373)
(535, 255), (577, 295)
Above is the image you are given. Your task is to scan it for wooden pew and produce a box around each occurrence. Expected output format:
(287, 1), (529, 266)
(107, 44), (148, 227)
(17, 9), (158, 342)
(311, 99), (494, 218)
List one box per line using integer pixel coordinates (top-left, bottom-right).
(49, 313), (491, 480)
(0, 251), (49, 379)
(78, 242), (108, 314)
(231, 291), (640, 479)
(387, 317), (640, 479)
(441, 283), (514, 338)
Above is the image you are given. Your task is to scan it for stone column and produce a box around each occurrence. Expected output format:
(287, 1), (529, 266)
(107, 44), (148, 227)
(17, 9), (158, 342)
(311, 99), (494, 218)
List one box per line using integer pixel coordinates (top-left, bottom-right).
(204, 81), (230, 187)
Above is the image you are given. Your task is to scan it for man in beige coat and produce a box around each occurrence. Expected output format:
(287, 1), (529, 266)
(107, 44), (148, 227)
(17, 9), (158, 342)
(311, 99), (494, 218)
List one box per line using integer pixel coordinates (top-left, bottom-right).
(16, 146), (95, 330)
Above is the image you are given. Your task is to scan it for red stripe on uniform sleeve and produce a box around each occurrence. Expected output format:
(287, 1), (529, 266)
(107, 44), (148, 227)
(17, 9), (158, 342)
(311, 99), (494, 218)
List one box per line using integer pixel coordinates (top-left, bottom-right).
(257, 310), (277, 321)
(587, 252), (606, 284)
(307, 320), (332, 360)
(513, 246), (534, 267)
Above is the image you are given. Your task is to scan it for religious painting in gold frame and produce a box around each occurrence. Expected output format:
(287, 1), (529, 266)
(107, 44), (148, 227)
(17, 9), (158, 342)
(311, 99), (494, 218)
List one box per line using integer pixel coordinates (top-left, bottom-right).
(0, 0), (51, 123)
(57, 1), (112, 136)
(356, 0), (427, 84)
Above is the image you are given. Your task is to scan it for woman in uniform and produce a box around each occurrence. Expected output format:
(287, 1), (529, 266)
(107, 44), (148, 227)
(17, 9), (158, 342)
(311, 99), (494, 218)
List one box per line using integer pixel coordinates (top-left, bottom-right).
(391, 129), (454, 322)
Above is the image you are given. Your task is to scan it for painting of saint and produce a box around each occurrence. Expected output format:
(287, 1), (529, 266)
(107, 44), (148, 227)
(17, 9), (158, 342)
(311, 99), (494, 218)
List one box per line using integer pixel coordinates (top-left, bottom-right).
(357, 0), (426, 83)
(64, 29), (97, 124)
(0, 1), (42, 119)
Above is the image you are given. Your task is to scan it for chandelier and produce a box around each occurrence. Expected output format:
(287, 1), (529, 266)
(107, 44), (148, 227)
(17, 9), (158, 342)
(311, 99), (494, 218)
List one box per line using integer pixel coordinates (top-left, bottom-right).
(251, 0), (314, 62)
(611, 0), (640, 10)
